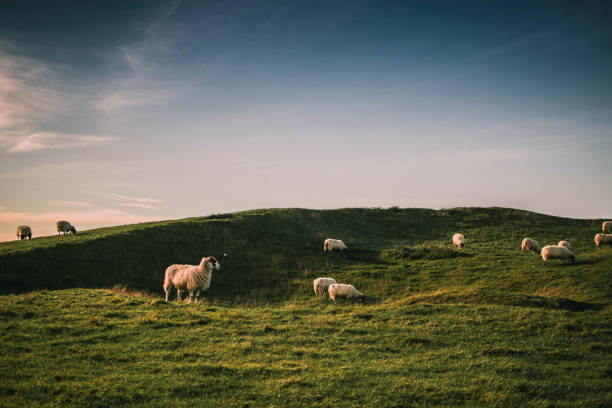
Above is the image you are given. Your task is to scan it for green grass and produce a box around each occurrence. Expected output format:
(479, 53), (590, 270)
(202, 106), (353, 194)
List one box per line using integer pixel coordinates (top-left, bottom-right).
(0, 207), (610, 406)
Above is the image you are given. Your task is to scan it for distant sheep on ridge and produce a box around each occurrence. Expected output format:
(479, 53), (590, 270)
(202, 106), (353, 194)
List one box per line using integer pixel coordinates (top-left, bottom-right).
(56, 220), (76, 236)
(16, 225), (32, 240)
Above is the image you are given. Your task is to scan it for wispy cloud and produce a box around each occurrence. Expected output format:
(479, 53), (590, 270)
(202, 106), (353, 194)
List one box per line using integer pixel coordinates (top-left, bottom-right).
(93, 87), (179, 112)
(0, 41), (63, 148)
(109, 193), (162, 204)
(8, 131), (118, 153)
(119, 203), (159, 210)
(48, 200), (94, 208)
(84, 191), (162, 208)
(0, 41), (114, 153)
(92, 2), (189, 114)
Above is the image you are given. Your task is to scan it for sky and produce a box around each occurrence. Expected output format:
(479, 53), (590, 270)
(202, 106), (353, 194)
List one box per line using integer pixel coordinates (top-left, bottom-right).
(1, 0), (611, 241)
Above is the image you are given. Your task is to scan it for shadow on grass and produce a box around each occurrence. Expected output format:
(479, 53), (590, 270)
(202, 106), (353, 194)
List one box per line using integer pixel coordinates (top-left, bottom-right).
(400, 291), (604, 311)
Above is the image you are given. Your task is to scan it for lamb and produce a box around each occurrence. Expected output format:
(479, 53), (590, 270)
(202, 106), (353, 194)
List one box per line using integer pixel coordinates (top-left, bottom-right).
(594, 233), (612, 248)
(163, 256), (221, 303)
(541, 245), (575, 263)
(313, 277), (337, 297)
(328, 283), (364, 303)
(56, 220), (76, 236)
(452, 233), (465, 248)
(558, 240), (571, 250)
(603, 221), (612, 233)
(324, 238), (348, 252)
(16, 225), (32, 240)
(521, 238), (540, 254)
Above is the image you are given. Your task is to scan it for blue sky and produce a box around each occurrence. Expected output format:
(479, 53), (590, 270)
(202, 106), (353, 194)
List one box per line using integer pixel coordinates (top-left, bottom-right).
(1, 0), (611, 240)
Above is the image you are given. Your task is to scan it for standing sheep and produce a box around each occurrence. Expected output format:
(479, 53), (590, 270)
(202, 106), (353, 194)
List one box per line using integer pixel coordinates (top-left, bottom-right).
(324, 238), (348, 252)
(603, 221), (612, 233)
(16, 225), (32, 240)
(541, 245), (575, 263)
(313, 277), (337, 297)
(56, 220), (76, 236)
(594, 234), (612, 248)
(163, 256), (221, 303)
(521, 238), (541, 254)
(328, 283), (364, 303)
(453, 233), (465, 249)
(558, 240), (571, 250)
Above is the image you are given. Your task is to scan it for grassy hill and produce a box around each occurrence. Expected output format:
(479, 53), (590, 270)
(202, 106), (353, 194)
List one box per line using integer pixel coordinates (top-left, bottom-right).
(0, 207), (611, 407)
(0, 207), (610, 305)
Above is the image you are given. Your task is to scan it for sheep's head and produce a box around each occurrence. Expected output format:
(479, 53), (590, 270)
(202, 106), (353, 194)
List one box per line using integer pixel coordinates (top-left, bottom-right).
(71, 227), (77, 235)
(208, 256), (221, 271)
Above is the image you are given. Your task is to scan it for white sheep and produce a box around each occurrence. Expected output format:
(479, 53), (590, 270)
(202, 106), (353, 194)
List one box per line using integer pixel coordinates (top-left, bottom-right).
(56, 220), (76, 236)
(324, 238), (348, 252)
(594, 233), (612, 248)
(558, 240), (571, 250)
(313, 277), (337, 297)
(163, 256), (221, 303)
(521, 238), (541, 254)
(541, 245), (575, 263)
(452, 233), (465, 248)
(328, 283), (364, 303)
(603, 221), (612, 233)
(16, 225), (32, 240)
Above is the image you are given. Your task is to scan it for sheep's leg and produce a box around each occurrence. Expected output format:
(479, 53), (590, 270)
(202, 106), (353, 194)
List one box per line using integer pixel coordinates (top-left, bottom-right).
(164, 289), (169, 302)
(176, 290), (182, 302)
(188, 292), (194, 304)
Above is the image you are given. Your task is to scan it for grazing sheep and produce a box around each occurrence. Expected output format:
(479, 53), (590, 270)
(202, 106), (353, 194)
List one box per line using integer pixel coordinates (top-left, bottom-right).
(558, 240), (571, 250)
(521, 238), (541, 254)
(603, 221), (612, 233)
(313, 277), (337, 297)
(328, 283), (364, 303)
(16, 225), (32, 240)
(324, 238), (348, 252)
(453, 233), (465, 249)
(56, 220), (76, 236)
(541, 245), (575, 263)
(594, 233), (612, 248)
(163, 256), (221, 303)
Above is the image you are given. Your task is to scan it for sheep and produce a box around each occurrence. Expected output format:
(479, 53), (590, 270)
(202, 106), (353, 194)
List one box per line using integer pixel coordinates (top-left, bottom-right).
(324, 238), (348, 252)
(16, 225), (32, 240)
(56, 220), (76, 236)
(452, 233), (465, 249)
(541, 245), (575, 263)
(328, 283), (364, 303)
(558, 240), (571, 250)
(521, 238), (540, 254)
(163, 256), (221, 303)
(313, 277), (337, 297)
(594, 233), (612, 248)
(603, 221), (612, 233)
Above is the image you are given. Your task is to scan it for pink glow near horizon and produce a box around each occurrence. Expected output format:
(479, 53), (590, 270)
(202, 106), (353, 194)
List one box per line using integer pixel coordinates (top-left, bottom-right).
(0, 208), (165, 242)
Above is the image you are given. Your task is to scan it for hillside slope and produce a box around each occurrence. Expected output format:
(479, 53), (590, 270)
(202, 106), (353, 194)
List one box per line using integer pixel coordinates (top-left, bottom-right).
(0, 207), (610, 306)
